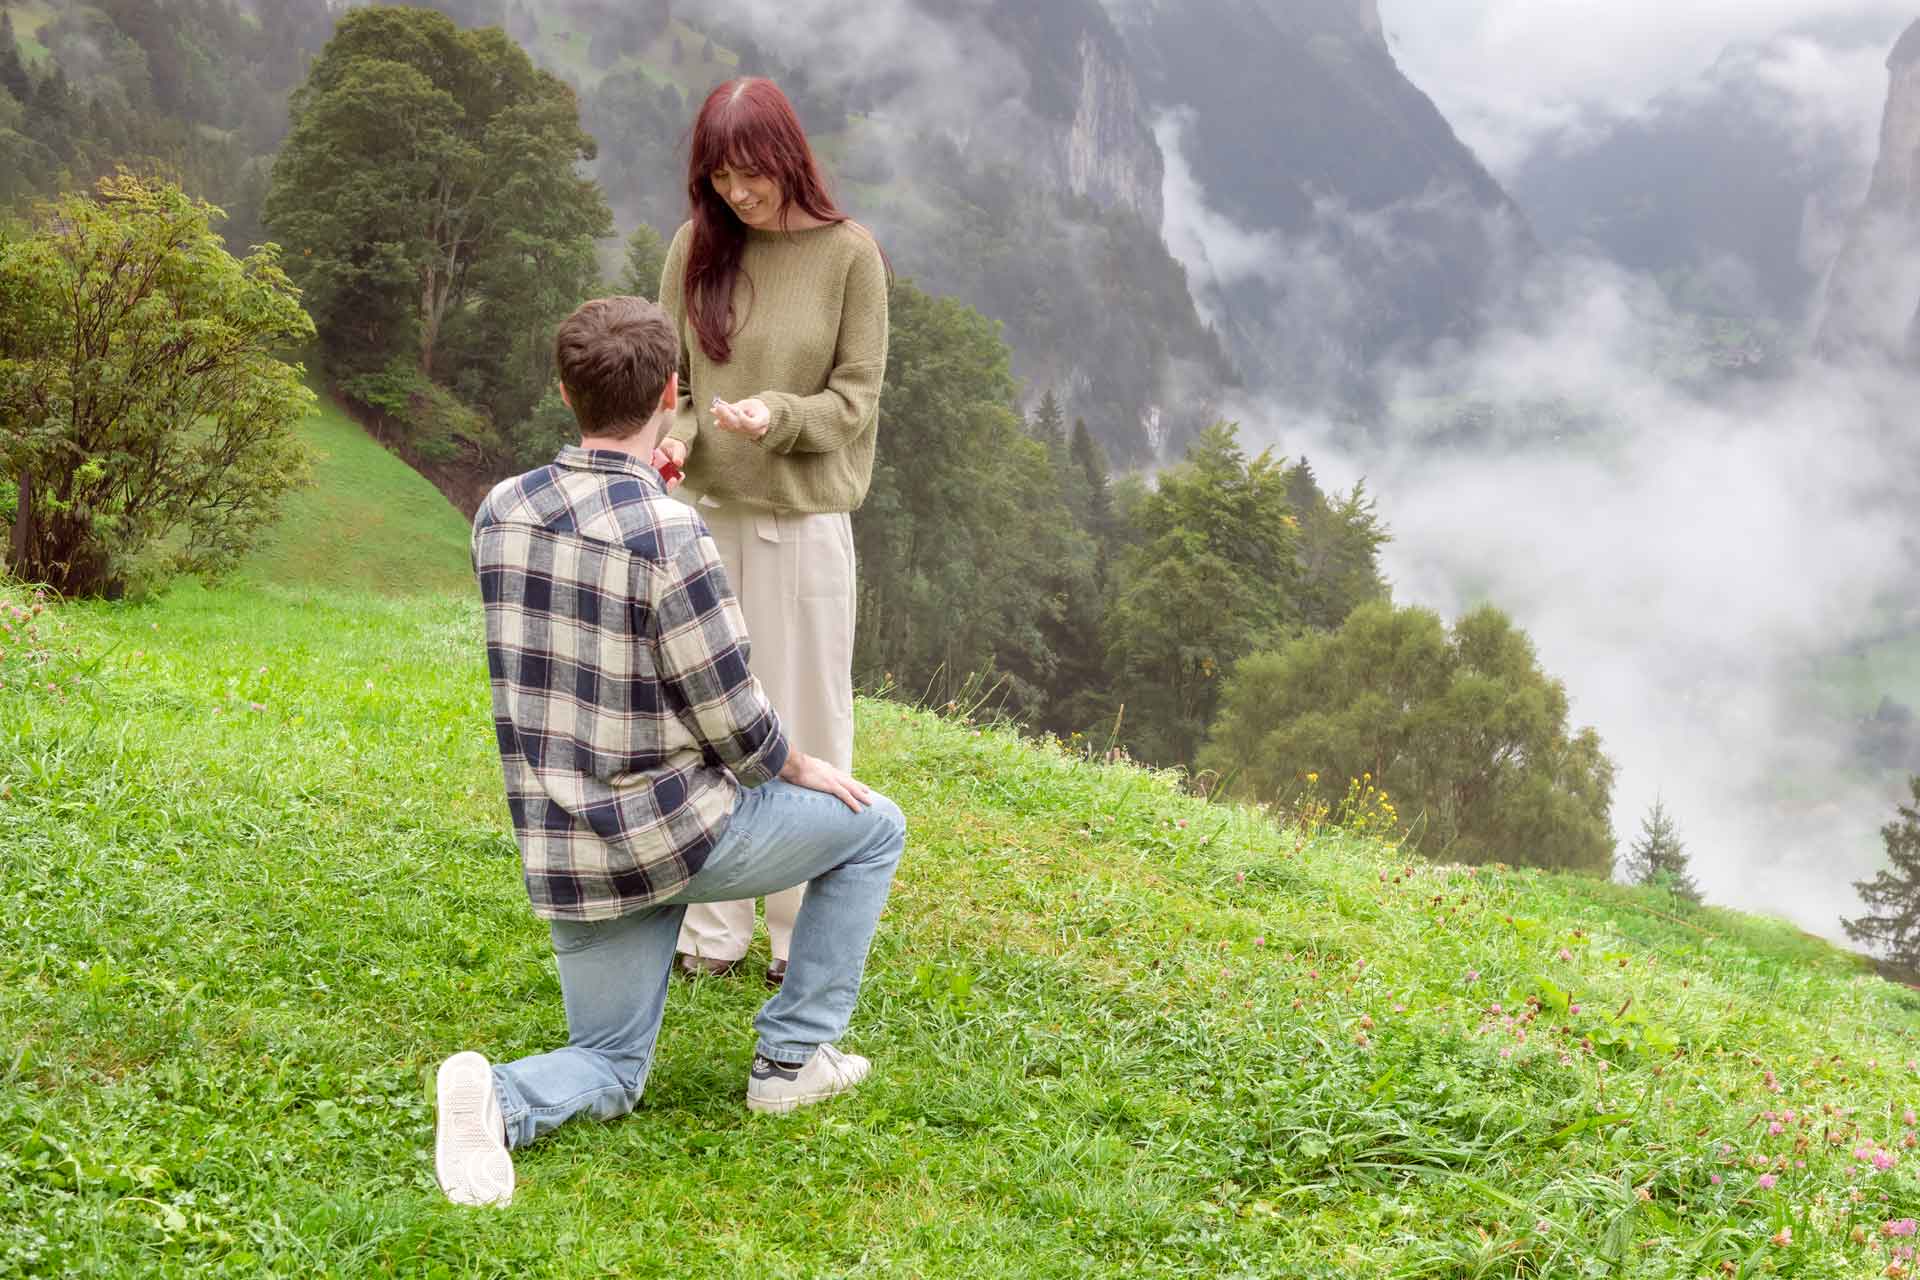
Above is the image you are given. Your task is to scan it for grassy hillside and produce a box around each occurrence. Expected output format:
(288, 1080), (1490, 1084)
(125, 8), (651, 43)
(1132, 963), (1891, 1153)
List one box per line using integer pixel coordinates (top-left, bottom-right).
(9, 0), (55, 63)
(236, 393), (474, 597)
(533, 15), (737, 95)
(3, 575), (1920, 1276)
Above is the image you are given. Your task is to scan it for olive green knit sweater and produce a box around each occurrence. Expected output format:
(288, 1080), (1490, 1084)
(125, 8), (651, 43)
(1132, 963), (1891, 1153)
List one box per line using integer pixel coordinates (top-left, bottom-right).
(659, 219), (889, 513)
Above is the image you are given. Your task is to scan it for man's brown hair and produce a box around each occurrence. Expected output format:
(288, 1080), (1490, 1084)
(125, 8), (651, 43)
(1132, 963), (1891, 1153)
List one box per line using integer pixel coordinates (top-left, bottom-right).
(554, 296), (679, 438)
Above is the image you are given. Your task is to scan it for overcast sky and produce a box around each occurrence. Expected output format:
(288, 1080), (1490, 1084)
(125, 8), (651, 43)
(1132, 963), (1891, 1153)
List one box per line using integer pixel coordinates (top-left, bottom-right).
(1378, 0), (1915, 174)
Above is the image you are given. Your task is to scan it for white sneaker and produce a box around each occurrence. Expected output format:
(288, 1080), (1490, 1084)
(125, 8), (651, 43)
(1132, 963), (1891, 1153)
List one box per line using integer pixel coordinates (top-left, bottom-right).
(746, 1044), (871, 1115)
(435, 1051), (515, 1206)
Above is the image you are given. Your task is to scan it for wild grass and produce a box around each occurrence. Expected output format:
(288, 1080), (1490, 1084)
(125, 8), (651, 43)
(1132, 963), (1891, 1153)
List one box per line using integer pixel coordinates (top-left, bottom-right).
(4, 574), (1919, 1277)
(234, 393), (474, 597)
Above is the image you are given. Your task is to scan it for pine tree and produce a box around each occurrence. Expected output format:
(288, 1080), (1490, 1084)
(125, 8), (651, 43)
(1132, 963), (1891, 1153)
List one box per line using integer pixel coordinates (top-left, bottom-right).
(1029, 388), (1066, 453)
(0, 12), (30, 107)
(1621, 798), (1702, 903)
(619, 222), (667, 302)
(1844, 777), (1920, 967)
(1068, 417), (1112, 542)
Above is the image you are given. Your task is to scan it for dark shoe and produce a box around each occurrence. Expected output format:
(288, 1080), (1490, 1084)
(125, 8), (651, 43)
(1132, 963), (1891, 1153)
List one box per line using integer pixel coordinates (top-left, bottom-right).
(677, 952), (743, 979)
(765, 958), (788, 988)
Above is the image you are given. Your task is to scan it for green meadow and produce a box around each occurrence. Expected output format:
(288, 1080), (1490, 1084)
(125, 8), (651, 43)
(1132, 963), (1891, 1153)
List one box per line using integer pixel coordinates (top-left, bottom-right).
(4, 403), (1919, 1277)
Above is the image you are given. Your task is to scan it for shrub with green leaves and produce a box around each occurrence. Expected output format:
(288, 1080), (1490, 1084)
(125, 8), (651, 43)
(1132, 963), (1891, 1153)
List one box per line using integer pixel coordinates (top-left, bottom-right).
(1204, 600), (1617, 874)
(0, 174), (315, 597)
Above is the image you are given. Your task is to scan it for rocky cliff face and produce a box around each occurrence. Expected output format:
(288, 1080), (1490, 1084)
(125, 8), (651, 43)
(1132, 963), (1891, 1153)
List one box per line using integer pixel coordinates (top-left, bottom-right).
(1053, 30), (1163, 228)
(938, 0), (1165, 229)
(1108, 0), (1532, 403)
(1818, 20), (1920, 362)
(1869, 23), (1920, 214)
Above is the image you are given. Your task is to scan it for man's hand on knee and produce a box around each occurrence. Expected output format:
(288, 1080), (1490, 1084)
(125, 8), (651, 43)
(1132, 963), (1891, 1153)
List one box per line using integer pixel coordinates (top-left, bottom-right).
(778, 750), (874, 813)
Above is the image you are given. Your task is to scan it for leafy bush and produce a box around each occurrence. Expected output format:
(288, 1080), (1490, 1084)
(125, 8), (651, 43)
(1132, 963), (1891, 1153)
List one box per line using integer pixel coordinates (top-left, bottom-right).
(341, 359), (499, 466)
(0, 174), (315, 597)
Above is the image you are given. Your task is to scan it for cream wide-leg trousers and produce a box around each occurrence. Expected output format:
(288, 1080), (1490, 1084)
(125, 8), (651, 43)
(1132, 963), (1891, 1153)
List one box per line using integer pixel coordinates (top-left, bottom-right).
(675, 497), (857, 965)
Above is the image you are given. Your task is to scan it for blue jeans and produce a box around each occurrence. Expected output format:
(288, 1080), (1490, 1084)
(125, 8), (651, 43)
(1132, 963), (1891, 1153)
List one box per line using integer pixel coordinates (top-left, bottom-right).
(490, 780), (906, 1149)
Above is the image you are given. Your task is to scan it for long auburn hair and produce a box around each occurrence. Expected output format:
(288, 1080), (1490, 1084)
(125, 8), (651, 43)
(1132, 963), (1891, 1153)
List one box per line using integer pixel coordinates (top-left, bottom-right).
(684, 78), (848, 364)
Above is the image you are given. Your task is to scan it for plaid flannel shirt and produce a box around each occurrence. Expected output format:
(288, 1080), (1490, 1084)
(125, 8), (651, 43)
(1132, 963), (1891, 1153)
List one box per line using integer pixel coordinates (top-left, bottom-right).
(473, 445), (790, 921)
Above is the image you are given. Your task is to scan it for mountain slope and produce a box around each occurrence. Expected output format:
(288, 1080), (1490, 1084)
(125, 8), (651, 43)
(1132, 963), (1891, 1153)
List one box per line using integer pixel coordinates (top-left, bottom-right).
(6, 575), (1920, 1272)
(1509, 27), (1901, 329)
(1109, 0), (1533, 402)
(1819, 19), (1920, 365)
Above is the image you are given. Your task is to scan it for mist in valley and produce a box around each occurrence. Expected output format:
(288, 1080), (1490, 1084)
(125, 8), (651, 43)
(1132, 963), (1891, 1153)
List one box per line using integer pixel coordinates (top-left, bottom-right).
(1153, 1), (1920, 936)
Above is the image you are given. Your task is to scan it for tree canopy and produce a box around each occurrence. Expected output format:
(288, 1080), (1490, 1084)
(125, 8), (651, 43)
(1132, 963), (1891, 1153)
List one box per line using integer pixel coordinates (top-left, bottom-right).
(854, 278), (1091, 721)
(265, 5), (611, 387)
(1202, 602), (1617, 874)
(1104, 424), (1302, 763)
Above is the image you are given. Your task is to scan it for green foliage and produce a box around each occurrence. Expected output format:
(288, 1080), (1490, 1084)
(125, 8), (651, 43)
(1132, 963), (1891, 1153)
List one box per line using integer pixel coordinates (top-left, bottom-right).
(265, 4), (611, 434)
(1104, 424), (1300, 764)
(1028, 388), (1066, 452)
(2, 0), (331, 241)
(1067, 418), (1114, 545)
(0, 174), (315, 596)
(1620, 797), (1703, 903)
(1844, 776), (1920, 967)
(580, 68), (685, 237)
(1285, 459), (1390, 632)
(1203, 601), (1618, 874)
(503, 386), (581, 472)
(855, 279), (1092, 720)
(4, 580), (1919, 1273)
(338, 357), (499, 466)
(619, 221), (667, 301)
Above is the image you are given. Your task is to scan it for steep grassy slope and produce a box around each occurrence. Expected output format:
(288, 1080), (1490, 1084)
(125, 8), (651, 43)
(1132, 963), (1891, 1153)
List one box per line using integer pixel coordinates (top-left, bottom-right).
(9, 0), (56, 63)
(3, 574), (1919, 1276)
(236, 393), (474, 597)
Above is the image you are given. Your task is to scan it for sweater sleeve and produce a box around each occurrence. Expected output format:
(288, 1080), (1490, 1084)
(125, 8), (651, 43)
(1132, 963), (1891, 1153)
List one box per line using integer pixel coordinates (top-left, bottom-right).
(755, 235), (889, 456)
(658, 224), (700, 451)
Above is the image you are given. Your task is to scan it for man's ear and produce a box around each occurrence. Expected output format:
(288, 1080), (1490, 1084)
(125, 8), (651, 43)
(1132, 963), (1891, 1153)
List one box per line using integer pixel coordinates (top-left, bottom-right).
(658, 372), (678, 415)
(558, 381), (573, 409)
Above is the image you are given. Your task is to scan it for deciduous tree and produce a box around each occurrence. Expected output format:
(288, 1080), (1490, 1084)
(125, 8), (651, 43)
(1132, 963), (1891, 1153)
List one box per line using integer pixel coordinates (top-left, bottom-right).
(265, 6), (610, 380)
(1202, 601), (1617, 874)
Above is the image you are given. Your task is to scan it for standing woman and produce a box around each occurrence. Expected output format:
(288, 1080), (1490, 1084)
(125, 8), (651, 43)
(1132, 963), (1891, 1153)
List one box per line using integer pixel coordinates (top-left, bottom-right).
(656, 78), (889, 986)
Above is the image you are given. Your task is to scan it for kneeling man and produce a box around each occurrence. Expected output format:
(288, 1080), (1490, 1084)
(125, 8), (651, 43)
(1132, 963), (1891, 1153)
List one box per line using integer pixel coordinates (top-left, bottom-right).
(435, 296), (906, 1207)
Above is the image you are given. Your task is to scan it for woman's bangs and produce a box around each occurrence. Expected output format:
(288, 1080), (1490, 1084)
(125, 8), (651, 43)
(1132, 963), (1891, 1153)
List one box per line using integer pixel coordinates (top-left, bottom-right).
(722, 125), (787, 181)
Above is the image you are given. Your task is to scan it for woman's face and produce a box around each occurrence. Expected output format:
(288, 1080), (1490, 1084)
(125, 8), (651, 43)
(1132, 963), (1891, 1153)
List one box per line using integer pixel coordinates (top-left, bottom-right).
(711, 161), (783, 230)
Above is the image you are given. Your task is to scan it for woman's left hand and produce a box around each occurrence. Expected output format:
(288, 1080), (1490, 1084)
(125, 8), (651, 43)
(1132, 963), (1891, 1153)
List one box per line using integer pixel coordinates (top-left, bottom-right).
(710, 396), (771, 440)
